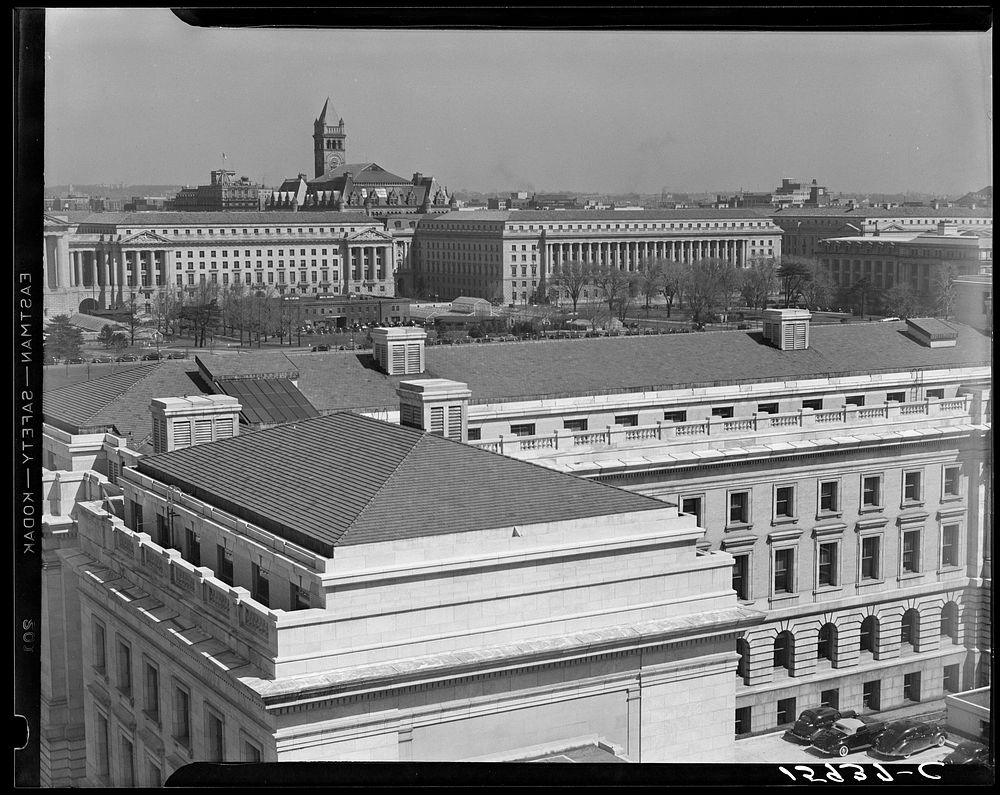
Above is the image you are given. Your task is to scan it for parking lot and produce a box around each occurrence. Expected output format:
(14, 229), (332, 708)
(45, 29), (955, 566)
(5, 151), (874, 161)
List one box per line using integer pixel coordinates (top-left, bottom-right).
(725, 727), (959, 765)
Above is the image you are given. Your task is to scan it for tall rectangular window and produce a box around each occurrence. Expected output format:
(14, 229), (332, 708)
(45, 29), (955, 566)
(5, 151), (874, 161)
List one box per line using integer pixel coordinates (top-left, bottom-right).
(774, 486), (795, 519)
(143, 661), (160, 722)
(217, 545), (234, 586)
(735, 707), (752, 735)
(903, 471), (922, 503)
(93, 620), (107, 674)
(243, 740), (262, 763)
(941, 524), (960, 567)
(729, 491), (750, 525)
(732, 554), (750, 600)
(207, 711), (225, 762)
(185, 528), (201, 567)
(117, 640), (132, 697)
(95, 712), (110, 778)
(818, 542), (838, 587)
(776, 697), (797, 725)
(862, 474), (882, 508)
(681, 496), (703, 527)
(173, 686), (191, 746)
(943, 466), (961, 498)
(862, 680), (881, 710)
(252, 563), (270, 607)
(943, 664), (961, 693)
(774, 548), (794, 594)
(861, 536), (881, 580)
(902, 530), (921, 574)
(120, 736), (135, 787)
(819, 480), (839, 513)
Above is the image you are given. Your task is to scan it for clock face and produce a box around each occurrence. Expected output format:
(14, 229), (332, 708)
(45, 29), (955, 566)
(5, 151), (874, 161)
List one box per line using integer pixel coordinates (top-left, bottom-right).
(327, 155), (342, 170)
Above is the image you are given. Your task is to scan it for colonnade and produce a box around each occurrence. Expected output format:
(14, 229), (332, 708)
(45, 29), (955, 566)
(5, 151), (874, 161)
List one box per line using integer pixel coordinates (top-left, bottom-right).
(347, 245), (390, 285)
(546, 237), (752, 272)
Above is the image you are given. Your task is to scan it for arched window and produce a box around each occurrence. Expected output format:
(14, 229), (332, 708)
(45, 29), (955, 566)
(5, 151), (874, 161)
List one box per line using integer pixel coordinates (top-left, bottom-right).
(901, 609), (920, 649)
(940, 602), (959, 644)
(773, 631), (794, 672)
(860, 615), (878, 655)
(736, 638), (750, 683)
(817, 623), (837, 663)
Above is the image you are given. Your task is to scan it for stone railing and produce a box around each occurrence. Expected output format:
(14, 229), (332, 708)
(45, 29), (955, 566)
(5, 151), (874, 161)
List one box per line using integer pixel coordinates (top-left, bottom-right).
(470, 395), (973, 456)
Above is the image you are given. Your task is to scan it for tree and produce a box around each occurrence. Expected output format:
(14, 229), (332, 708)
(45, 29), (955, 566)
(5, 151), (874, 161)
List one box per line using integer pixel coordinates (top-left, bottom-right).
(635, 259), (665, 313)
(659, 259), (685, 317)
(45, 315), (84, 362)
(111, 332), (129, 358)
(739, 258), (778, 311)
(932, 266), (958, 319)
(97, 324), (116, 349)
(881, 284), (920, 319)
(178, 282), (221, 347)
(684, 258), (739, 326)
(799, 265), (833, 311)
(593, 265), (639, 324)
(547, 260), (594, 314)
(848, 277), (875, 317)
(151, 287), (183, 340)
(121, 292), (142, 345)
(776, 258), (816, 307)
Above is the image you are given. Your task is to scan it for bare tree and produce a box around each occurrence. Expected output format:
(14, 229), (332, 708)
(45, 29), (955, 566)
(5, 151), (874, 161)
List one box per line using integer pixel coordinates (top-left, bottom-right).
(739, 258), (778, 311)
(578, 300), (610, 332)
(881, 284), (920, 319)
(150, 286), (183, 340)
(593, 265), (639, 324)
(547, 260), (594, 313)
(799, 264), (834, 311)
(776, 257), (817, 308)
(659, 259), (685, 316)
(636, 259), (665, 313)
(179, 281), (221, 347)
(932, 265), (958, 319)
(684, 258), (739, 326)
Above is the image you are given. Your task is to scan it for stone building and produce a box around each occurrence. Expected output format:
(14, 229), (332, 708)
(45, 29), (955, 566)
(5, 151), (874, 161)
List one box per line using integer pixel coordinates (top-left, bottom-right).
(171, 170), (268, 212)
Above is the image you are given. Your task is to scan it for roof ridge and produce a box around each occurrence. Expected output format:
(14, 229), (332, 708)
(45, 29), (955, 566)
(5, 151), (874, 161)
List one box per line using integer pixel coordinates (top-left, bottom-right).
(335, 419), (427, 544)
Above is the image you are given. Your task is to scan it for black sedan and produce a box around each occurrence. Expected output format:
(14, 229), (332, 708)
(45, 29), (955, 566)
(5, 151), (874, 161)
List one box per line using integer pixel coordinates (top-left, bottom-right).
(116, 354), (139, 362)
(872, 719), (947, 759)
(785, 707), (857, 744)
(141, 352), (162, 361)
(811, 716), (887, 757)
(943, 740), (990, 765)
(91, 356), (113, 363)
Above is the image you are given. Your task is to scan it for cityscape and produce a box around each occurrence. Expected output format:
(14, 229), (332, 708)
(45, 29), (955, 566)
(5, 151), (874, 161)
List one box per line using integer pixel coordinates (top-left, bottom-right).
(20, 8), (993, 786)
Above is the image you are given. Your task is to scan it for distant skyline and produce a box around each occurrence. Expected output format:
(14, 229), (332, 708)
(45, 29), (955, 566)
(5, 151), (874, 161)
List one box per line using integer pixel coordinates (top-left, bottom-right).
(44, 9), (992, 196)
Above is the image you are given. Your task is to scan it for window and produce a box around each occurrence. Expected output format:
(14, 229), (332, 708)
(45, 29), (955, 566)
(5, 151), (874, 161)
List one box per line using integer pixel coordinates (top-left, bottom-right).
(467, 427), (481, 441)
(614, 413), (638, 427)
(902, 530), (921, 574)
(862, 474), (882, 509)
(509, 423), (536, 437)
(776, 697), (796, 725)
(732, 554), (750, 600)
(251, 563), (270, 607)
(290, 583), (311, 611)
(820, 688), (839, 709)
(711, 406), (734, 419)
(941, 524), (960, 568)
(903, 671), (921, 702)
(243, 739), (262, 763)
(926, 388), (945, 400)
(845, 395), (865, 407)
(903, 471), (922, 503)
(773, 548), (795, 594)
(143, 661), (160, 722)
(774, 485), (795, 520)
(862, 680), (881, 711)
(901, 608), (919, 648)
(155, 513), (170, 547)
(817, 542), (838, 587)
(117, 639), (132, 697)
(860, 536), (881, 580)
(563, 418), (588, 432)
(886, 391), (906, 403)
(757, 402), (779, 414)
(129, 499), (144, 533)
(217, 545), (234, 586)
(93, 620), (107, 675)
(147, 759), (162, 788)
(943, 663), (961, 693)
(173, 686), (191, 746)
(185, 528), (201, 567)
(95, 712), (110, 778)
(735, 706), (752, 735)
(120, 735), (135, 787)
(819, 480), (839, 513)
(728, 491), (750, 525)
(663, 410), (687, 423)
(681, 496), (703, 527)
(943, 466), (961, 498)
(206, 710), (225, 762)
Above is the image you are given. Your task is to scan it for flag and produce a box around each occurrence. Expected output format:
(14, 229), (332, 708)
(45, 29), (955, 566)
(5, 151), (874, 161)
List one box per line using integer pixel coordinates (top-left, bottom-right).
(222, 152), (227, 161)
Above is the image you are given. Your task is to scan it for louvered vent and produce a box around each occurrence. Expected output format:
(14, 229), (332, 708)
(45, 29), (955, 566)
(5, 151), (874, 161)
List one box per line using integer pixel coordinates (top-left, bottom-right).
(447, 405), (463, 439)
(174, 421), (193, 449)
(429, 406), (445, 435)
(763, 309), (811, 350)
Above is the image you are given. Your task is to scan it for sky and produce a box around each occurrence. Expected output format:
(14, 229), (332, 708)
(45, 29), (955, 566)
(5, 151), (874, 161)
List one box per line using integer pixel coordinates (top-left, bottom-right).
(42, 9), (993, 196)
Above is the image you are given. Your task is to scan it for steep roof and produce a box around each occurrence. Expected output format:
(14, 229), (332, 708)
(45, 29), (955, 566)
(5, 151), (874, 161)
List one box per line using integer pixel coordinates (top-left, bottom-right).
(137, 412), (665, 555)
(316, 97), (341, 124)
(43, 361), (210, 446)
(309, 162), (414, 188)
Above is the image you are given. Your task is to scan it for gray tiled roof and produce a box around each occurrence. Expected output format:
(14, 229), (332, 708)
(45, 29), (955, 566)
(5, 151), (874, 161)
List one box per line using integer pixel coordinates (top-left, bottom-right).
(422, 208), (779, 224)
(137, 412), (666, 555)
(72, 211), (377, 227)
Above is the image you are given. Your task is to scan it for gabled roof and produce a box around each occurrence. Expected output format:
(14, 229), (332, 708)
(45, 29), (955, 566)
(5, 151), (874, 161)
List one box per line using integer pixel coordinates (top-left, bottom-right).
(309, 162), (413, 187)
(137, 412), (666, 556)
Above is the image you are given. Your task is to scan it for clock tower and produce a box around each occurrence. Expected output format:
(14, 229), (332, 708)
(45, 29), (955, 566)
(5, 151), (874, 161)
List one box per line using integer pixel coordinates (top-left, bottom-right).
(314, 97), (347, 178)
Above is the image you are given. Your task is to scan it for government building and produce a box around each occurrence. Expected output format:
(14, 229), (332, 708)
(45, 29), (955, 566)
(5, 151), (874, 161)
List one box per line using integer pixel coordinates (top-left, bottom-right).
(39, 312), (990, 782)
(410, 208), (783, 304)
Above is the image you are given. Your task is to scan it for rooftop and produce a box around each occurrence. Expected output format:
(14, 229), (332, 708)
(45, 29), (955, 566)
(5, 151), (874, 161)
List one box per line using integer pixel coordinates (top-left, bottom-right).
(136, 412), (667, 556)
(71, 211), (378, 227)
(422, 208), (779, 224)
(773, 206), (993, 219)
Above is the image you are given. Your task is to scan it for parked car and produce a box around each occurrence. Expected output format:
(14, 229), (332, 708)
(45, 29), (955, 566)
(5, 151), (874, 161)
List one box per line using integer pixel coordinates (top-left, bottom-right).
(943, 740), (990, 765)
(116, 354), (139, 362)
(785, 707), (858, 743)
(165, 352), (187, 360)
(811, 716), (888, 757)
(141, 352), (162, 361)
(871, 719), (946, 759)
(91, 356), (113, 363)
(67, 356), (85, 364)
(311, 344), (330, 352)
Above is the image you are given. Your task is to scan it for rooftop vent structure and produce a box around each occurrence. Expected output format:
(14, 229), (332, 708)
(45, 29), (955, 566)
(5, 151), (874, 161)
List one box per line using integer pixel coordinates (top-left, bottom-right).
(905, 317), (958, 348)
(762, 308), (811, 350)
(397, 379), (471, 442)
(150, 395), (241, 454)
(371, 327), (426, 375)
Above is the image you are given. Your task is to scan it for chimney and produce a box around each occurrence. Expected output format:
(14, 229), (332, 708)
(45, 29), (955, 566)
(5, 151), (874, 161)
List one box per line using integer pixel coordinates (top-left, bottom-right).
(150, 395), (241, 454)
(370, 327), (427, 375)
(762, 308), (811, 350)
(397, 379), (471, 441)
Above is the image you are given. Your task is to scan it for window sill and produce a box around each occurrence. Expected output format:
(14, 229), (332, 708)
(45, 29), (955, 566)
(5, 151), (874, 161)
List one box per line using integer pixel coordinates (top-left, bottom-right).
(814, 585), (843, 596)
(816, 511), (842, 520)
(725, 522), (753, 533)
(898, 570), (924, 582)
(900, 501), (925, 510)
(936, 565), (963, 575)
(940, 495), (963, 503)
(769, 591), (799, 605)
(856, 578), (885, 589)
(771, 516), (798, 526)
(859, 506), (884, 514)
